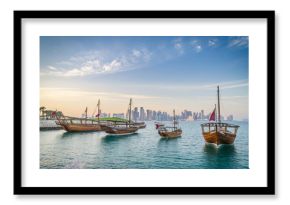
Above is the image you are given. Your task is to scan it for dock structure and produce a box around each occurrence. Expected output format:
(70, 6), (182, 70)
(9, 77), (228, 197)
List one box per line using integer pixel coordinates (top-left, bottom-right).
(40, 119), (63, 130)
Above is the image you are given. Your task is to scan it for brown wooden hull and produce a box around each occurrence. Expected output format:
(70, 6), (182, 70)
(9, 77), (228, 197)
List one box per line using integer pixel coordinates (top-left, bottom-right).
(61, 124), (102, 132)
(105, 127), (138, 135)
(159, 129), (182, 138)
(202, 131), (236, 145)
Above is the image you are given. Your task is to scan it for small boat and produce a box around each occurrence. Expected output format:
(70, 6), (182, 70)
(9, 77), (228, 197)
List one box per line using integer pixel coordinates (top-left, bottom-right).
(201, 86), (239, 145)
(105, 98), (139, 136)
(56, 117), (102, 132)
(158, 109), (182, 138)
(134, 122), (146, 129)
(105, 124), (139, 135)
(55, 107), (102, 132)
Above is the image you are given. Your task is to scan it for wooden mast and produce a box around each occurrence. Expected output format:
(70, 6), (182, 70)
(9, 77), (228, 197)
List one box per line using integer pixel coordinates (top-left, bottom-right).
(129, 98), (132, 123)
(214, 104), (217, 123)
(217, 86), (221, 123)
(97, 99), (100, 122)
(173, 109), (176, 129)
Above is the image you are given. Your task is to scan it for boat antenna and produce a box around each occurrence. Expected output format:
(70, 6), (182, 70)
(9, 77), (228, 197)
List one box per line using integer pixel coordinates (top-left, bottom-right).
(217, 86), (221, 123)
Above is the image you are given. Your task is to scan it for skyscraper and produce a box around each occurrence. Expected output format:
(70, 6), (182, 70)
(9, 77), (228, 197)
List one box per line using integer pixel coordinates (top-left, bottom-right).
(227, 114), (234, 121)
(146, 109), (153, 121)
(140, 107), (145, 121)
(152, 110), (157, 121)
(133, 107), (139, 121)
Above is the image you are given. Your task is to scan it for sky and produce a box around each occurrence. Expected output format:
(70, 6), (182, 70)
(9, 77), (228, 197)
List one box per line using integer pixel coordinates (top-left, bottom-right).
(40, 36), (249, 120)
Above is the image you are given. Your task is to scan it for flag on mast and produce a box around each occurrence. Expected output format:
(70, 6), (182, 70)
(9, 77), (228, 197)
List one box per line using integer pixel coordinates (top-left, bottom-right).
(209, 107), (216, 121)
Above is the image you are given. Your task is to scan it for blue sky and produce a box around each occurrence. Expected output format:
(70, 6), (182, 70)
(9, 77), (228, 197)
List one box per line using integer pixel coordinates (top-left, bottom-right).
(40, 36), (248, 120)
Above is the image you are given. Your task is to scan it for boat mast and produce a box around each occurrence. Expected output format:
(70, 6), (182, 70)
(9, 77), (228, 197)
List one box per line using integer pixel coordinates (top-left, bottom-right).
(129, 98), (132, 123)
(85, 107), (88, 119)
(173, 109), (176, 129)
(215, 104), (217, 123)
(97, 99), (100, 121)
(217, 86), (221, 123)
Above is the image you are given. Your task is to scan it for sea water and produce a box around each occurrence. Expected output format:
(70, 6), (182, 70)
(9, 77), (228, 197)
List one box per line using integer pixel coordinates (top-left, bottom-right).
(40, 121), (248, 169)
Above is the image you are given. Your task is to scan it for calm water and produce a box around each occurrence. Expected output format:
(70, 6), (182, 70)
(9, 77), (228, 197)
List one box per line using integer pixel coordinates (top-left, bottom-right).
(40, 121), (248, 169)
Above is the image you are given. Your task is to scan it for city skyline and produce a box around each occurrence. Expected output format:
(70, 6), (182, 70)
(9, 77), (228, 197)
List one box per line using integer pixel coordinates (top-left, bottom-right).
(45, 105), (238, 122)
(40, 36), (248, 120)
(125, 106), (236, 121)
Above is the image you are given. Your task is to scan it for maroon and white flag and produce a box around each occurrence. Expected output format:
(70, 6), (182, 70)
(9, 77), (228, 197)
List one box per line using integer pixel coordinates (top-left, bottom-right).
(209, 108), (216, 121)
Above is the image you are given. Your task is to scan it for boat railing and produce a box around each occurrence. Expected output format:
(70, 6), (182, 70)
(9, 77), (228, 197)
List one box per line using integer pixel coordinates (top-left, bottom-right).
(57, 116), (132, 125)
(201, 122), (239, 134)
(201, 122), (240, 128)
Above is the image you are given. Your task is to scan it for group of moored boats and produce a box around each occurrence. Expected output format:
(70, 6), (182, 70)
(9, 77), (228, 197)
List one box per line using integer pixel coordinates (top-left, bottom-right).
(55, 98), (145, 136)
(51, 86), (240, 145)
(154, 86), (240, 145)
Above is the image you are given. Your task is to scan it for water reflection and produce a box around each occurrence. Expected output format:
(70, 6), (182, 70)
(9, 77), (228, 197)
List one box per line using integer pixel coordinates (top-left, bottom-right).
(203, 143), (237, 168)
(61, 131), (93, 138)
(203, 143), (236, 155)
(157, 137), (179, 150)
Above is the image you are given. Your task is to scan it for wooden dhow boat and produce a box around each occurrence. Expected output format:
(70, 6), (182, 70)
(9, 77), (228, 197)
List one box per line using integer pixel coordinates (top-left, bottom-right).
(105, 98), (139, 136)
(201, 86), (239, 145)
(56, 117), (102, 132)
(56, 107), (102, 132)
(105, 124), (139, 135)
(158, 109), (182, 138)
(133, 121), (146, 129)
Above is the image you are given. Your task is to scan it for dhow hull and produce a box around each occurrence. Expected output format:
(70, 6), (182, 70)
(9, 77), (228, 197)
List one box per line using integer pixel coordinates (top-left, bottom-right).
(202, 131), (236, 145)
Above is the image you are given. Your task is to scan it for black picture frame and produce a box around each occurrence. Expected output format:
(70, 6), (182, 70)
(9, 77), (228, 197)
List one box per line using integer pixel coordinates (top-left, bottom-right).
(14, 10), (275, 195)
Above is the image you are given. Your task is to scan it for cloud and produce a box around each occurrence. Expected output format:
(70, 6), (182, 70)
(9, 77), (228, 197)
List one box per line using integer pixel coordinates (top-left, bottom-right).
(173, 38), (184, 55)
(41, 49), (152, 77)
(228, 36), (248, 48)
(190, 40), (202, 53)
(47, 66), (58, 71)
(132, 49), (142, 58)
(208, 39), (218, 47)
(131, 48), (152, 62)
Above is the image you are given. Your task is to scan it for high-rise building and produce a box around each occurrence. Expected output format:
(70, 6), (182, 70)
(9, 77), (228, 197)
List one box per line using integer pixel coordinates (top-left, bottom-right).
(152, 110), (157, 121)
(157, 111), (162, 121)
(193, 112), (198, 120)
(133, 107), (139, 121)
(183, 109), (192, 120)
(140, 107), (145, 121)
(162, 112), (168, 121)
(227, 114), (234, 121)
(146, 109), (153, 121)
(201, 110), (204, 120)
